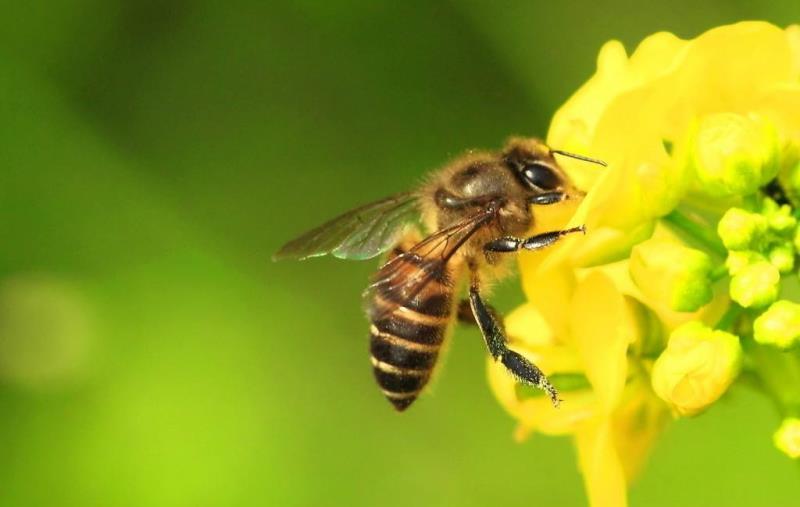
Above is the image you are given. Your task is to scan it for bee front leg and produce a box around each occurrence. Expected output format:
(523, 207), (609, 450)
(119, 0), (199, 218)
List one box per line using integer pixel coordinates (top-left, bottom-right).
(483, 225), (585, 254)
(467, 270), (560, 407)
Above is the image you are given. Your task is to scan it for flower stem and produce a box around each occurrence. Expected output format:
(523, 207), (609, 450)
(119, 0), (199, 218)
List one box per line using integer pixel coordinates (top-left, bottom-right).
(662, 209), (728, 258)
(748, 342), (800, 418)
(709, 264), (729, 282)
(716, 303), (742, 332)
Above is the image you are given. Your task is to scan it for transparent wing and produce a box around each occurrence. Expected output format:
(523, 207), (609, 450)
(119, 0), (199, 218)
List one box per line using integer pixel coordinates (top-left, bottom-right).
(273, 193), (419, 261)
(365, 206), (497, 320)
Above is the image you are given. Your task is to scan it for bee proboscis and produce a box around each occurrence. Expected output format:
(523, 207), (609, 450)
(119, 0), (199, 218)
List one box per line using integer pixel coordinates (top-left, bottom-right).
(274, 137), (605, 411)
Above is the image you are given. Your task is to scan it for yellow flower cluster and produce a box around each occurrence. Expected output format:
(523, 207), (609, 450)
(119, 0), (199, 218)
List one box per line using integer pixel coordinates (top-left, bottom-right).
(490, 22), (800, 507)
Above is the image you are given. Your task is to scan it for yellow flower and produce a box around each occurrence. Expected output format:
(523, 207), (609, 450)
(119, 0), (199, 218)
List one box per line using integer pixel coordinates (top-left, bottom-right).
(490, 271), (670, 507)
(549, 21), (800, 231)
(490, 21), (800, 507)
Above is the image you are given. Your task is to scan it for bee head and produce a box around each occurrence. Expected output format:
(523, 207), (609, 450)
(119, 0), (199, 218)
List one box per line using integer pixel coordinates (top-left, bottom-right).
(502, 137), (571, 193)
(502, 137), (605, 195)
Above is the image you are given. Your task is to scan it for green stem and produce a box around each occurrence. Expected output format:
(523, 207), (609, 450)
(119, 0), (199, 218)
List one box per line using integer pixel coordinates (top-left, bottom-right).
(709, 264), (729, 282)
(748, 340), (800, 418)
(663, 209), (728, 258)
(716, 303), (743, 332)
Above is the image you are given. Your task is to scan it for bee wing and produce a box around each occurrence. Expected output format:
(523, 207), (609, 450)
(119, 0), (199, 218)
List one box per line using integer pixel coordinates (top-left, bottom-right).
(273, 193), (420, 261)
(366, 206), (497, 320)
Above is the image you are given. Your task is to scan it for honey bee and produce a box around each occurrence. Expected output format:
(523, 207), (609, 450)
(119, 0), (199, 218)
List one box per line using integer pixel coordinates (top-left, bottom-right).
(274, 137), (605, 411)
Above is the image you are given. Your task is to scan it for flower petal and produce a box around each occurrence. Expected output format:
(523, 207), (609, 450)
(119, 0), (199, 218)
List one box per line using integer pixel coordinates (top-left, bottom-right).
(611, 379), (670, 481)
(756, 84), (800, 140)
(575, 419), (628, 507)
(569, 271), (636, 412)
(487, 358), (594, 437)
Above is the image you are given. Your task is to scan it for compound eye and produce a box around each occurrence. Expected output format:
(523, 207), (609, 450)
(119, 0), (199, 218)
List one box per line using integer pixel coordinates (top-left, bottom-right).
(521, 163), (561, 191)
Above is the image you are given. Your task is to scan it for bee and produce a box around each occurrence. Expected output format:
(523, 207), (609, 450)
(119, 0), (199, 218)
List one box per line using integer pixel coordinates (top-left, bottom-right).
(274, 137), (605, 411)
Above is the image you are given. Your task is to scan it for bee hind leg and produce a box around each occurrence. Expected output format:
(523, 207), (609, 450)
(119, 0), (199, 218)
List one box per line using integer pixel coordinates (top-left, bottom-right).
(456, 299), (500, 326)
(467, 271), (560, 407)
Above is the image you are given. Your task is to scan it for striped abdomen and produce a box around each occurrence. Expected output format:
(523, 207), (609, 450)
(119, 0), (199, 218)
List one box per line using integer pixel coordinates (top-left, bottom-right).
(368, 247), (455, 411)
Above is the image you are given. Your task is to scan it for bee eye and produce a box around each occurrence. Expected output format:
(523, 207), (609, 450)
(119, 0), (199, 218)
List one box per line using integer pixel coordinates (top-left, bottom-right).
(521, 163), (561, 191)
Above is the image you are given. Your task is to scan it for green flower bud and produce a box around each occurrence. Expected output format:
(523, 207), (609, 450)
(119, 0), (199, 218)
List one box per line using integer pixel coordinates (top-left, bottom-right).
(768, 243), (795, 273)
(725, 251), (766, 276)
(717, 208), (766, 250)
(773, 418), (800, 459)
(767, 205), (797, 234)
(729, 260), (780, 308)
(630, 239), (713, 312)
(753, 300), (800, 349)
(760, 196), (780, 216)
(689, 113), (780, 197)
(651, 321), (742, 417)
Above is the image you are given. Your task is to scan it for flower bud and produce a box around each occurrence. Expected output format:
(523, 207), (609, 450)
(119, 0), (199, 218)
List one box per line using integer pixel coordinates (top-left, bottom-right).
(760, 196), (780, 216)
(651, 321), (742, 416)
(629, 239), (713, 312)
(767, 205), (797, 234)
(773, 418), (800, 459)
(717, 207), (766, 251)
(689, 113), (780, 197)
(768, 243), (795, 273)
(729, 260), (780, 308)
(725, 251), (765, 276)
(753, 300), (800, 349)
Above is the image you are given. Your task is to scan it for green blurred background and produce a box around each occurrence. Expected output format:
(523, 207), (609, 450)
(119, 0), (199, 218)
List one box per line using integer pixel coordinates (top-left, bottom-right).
(0, 1), (798, 506)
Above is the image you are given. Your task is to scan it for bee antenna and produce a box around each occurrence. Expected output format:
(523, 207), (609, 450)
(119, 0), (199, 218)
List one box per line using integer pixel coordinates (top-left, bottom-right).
(550, 149), (608, 167)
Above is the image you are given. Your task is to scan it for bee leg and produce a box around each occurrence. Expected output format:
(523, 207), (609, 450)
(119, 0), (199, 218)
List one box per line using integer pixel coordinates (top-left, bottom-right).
(527, 191), (567, 205)
(456, 299), (500, 326)
(467, 272), (560, 407)
(483, 225), (585, 254)
(457, 299), (476, 324)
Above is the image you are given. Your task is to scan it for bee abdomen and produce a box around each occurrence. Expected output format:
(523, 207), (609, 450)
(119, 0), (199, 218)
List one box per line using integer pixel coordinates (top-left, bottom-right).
(369, 265), (453, 411)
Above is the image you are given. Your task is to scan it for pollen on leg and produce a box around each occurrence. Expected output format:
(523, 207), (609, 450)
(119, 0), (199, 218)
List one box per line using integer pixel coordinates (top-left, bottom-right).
(539, 378), (561, 408)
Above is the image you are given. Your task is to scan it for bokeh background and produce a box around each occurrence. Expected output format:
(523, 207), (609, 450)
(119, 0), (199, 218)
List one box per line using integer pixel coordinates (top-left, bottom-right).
(1, 1), (798, 506)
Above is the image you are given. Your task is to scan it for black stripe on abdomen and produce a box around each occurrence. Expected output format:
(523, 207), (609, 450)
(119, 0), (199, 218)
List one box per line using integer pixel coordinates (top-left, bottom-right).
(369, 310), (449, 411)
(372, 368), (426, 393)
(377, 289), (451, 317)
(373, 316), (443, 345)
(369, 321), (444, 411)
(369, 328), (439, 369)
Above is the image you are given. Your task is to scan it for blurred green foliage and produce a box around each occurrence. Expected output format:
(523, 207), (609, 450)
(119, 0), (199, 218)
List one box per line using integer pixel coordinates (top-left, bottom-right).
(0, 2), (797, 506)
